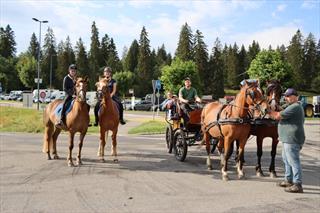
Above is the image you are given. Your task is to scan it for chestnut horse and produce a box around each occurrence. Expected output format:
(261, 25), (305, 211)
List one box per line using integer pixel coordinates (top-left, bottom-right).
(43, 77), (90, 166)
(201, 81), (268, 181)
(249, 80), (282, 177)
(95, 78), (120, 162)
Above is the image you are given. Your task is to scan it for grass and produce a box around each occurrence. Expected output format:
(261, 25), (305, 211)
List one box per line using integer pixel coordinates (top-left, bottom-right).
(128, 120), (166, 135)
(0, 106), (44, 133)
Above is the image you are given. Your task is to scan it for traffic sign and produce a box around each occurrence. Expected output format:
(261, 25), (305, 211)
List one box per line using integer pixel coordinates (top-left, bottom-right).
(155, 80), (161, 90)
(40, 91), (46, 99)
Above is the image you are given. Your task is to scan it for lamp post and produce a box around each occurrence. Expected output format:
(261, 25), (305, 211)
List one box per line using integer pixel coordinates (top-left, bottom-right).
(32, 18), (48, 110)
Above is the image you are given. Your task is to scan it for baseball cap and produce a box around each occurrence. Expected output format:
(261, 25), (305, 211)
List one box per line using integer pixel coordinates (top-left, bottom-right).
(69, 64), (77, 70)
(283, 88), (298, 97)
(184, 77), (191, 81)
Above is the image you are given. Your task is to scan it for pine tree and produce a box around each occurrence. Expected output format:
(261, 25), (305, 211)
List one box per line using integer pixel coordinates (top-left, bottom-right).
(101, 34), (110, 65)
(75, 38), (90, 80)
(311, 39), (320, 92)
(106, 38), (122, 72)
(221, 44), (228, 87)
(209, 38), (225, 99)
(41, 27), (57, 88)
(0, 25), (16, 58)
(248, 40), (260, 66)
(238, 45), (249, 81)
(303, 33), (317, 91)
(287, 30), (304, 89)
(225, 44), (239, 89)
(124, 39), (139, 72)
(89, 21), (102, 88)
(28, 33), (39, 59)
(136, 26), (153, 96)
(276, 44), (286, 61)
(175, 23), (194, 61)
(193, 30), (209, 93)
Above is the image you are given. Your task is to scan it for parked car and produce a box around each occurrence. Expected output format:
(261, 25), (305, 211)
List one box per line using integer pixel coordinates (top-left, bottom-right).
(8, 90), (23, 101)
(133, 100), (153, 111)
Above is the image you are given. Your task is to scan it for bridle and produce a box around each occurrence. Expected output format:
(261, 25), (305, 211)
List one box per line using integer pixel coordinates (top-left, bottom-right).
(75, 81), (87, 103)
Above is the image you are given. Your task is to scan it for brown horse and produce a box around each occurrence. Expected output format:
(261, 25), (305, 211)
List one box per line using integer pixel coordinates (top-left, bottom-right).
(201, 80), (269, 181)
(249, 80), (282, 177)
(95, 78), (120, 162)
(43, 77), (90, 166)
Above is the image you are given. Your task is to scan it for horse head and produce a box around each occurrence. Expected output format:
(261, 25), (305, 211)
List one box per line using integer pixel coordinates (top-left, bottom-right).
(241, 80), (269, 117)
(266, 80), (282, 111)
(95, 77), (110, 100)
(75, 77), (88, 102)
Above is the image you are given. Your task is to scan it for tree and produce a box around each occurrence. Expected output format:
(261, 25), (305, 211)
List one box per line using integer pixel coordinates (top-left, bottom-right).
(209, 38), (225, 99)
(287, 30), (304, 89)
(247, 50), (293, 88)
(311, 39), (320, 92)
(101, 33), (110, 64)
(0, 25), (16, 58)
(136, 26), (153, 96)
(113, 71), (135, 98)
(238, 45), (249, 80)
(302, 33), (317, 91)
(89, 21), (102, 88)
(247, 40), (260, 65)
(193, 29), (209, 93)
(175, 23), (194, 61)
(27, 33), (39, 59)
(124, 39), (139, 72)
(106, 38), (122, 72)
(16, 53), (37, 90)
(225, 44), (239, 89)
(0, 56), (21, 92)
(160, 57), (199, 95)
(75, 38), (90, 80)
(41, 27), (57, 88)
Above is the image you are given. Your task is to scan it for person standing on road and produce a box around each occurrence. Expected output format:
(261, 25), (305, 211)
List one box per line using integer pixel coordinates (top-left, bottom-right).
(270, 88), (305, 193)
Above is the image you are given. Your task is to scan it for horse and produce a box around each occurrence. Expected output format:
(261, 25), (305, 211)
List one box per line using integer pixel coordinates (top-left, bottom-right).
(95, 78), (120, 162)
(248, 80), (282, 177)
(42, 77), (90, 167)
(201, 80), (269, 181)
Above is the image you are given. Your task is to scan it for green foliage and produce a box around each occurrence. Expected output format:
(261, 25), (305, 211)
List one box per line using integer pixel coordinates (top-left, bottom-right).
(0, 56), (21, 92)
(0, 25), (16, 58)
(194, 30), (208, 93)
(75, 38), (90, 80)
(106, 38), (122, 72)
(28, 33), (39, 59)
(16, 53), (37, 89)
(160, 57), (199, 95)
(89, 21), (102, 89)
(128, 120), (166, 135)
(124, 39), (139, 72)
(175, 23), (194, 61)
(247, 50), (292, 88)
(113, 71), (135, 97)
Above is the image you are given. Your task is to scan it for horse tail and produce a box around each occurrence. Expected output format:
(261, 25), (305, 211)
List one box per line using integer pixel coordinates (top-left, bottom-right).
(42, 105), (54, 153)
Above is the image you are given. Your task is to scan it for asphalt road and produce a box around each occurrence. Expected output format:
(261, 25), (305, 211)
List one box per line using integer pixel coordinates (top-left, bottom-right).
(0, 120), (319, 213)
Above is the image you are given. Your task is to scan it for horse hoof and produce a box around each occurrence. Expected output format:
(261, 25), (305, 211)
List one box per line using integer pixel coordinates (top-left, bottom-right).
(270, 172), (277, 178)
(47, 156), (52, 160)
(68, 162), (74, 167)
(100, 158), (105, 163)
(53, 155), (59, 159)
(77, 161), (83, 166)
(113, 159), (119, 163)
(238, 174), (245, 180)
(207, 165), (213, 170)
(222, 175), (229, 181)
(256, 171), (264, 177)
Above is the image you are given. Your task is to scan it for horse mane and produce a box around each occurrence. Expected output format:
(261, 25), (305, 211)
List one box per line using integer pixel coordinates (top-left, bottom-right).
(266, 80), (282, 97)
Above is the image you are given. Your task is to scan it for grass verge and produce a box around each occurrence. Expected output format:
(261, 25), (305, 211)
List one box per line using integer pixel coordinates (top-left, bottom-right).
(128, 120), (166, 135)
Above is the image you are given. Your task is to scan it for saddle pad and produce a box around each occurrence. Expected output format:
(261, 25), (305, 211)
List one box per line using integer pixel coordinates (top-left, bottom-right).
(54, 100), (75, 118)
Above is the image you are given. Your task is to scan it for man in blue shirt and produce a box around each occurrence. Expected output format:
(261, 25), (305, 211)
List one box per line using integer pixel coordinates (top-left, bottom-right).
(270, 88), (305, 193)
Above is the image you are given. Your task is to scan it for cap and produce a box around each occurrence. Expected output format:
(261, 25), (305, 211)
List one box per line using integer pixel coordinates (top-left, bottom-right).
(184, 77), (191, 81)
(104, 66), (112, 73)
(283, 88), (298, 97)
(69, 64), (77, 70)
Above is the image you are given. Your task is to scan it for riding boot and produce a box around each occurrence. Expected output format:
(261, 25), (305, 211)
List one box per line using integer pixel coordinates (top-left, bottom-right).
(87, 103), (92, 127)
(119, 102), (126, 125)
(94, 101), (100, 126)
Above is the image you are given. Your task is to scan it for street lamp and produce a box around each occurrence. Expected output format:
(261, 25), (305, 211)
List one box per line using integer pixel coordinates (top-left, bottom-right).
(32, 18), (48, 110)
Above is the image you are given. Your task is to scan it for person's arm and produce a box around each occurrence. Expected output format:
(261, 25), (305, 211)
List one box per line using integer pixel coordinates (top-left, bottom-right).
(111, 82), (117, 97)
(179, 88), (188, 103)
(269, 110), (282, 120)
(194, 88), (201, 103)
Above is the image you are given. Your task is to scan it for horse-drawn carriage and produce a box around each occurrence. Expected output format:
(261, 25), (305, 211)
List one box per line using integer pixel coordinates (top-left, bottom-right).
(165, 101), (217, 162)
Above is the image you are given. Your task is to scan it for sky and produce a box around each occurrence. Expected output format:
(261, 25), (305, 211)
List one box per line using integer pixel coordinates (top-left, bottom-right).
(1, 0), (319, 57)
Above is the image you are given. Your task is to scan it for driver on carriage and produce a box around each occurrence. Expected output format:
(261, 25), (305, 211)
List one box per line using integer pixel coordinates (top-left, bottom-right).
(178, 77), (201, 126)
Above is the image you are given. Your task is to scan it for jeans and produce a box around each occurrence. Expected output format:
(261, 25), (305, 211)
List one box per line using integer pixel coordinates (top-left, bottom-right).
(282, 143), (303, 185)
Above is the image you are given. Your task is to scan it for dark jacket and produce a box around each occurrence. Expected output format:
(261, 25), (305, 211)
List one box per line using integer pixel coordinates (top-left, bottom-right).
(63, 75), (75, 96)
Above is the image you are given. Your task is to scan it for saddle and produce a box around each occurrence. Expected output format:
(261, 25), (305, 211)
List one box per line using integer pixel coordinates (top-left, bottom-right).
(54, 99), (75, 118)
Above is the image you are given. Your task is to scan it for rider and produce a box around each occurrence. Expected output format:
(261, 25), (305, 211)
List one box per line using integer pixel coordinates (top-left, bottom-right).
(55, 64), (77, 129)
(94, 66), (126, 126)
(178, 77), (201, 126)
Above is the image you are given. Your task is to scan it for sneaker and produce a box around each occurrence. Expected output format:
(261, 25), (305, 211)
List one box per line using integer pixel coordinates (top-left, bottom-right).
(120, 119), (126, 125)
(276, 180), (293, 188)
(284, 184), (303, 193)
(88, 123), (92, 127)
(55, 120), (67, 130)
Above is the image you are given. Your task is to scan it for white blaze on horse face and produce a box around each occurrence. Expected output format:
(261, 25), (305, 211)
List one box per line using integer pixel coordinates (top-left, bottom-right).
(78, 82), (85, 100)
(270, 93), (277, 111)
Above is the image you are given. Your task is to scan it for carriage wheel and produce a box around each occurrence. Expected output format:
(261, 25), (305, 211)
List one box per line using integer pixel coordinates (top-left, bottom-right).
(165, 124), (173, 153)
(173, 129), (188, 162)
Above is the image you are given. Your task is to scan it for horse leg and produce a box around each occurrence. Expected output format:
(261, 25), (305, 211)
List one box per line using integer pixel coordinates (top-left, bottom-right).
(52, 128), (61, 159)
(269, 137), (279, 178)
(204, 133), (212, 170)
(221, 139), (233, 181)
(111, 130), (118, 162)
(43, 122), (54, 160)
(256, 136), (264, 177)
(237, 139), (246, 179)
(98, 130), (106, 162)
(67, 132), (75, 167)
(76, 131), (86, 166)
(234, 140), (239, 162)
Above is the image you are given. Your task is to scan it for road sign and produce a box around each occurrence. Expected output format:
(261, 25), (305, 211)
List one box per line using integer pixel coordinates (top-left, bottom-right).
(129, 89), (134, 94)
(40, 91), (46, 99)
(155, 80), (161, 90)
(34, 78), (42, 84)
